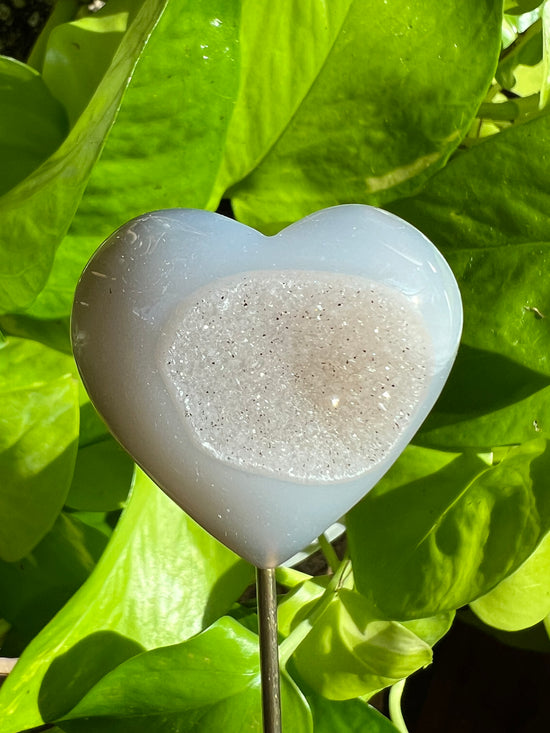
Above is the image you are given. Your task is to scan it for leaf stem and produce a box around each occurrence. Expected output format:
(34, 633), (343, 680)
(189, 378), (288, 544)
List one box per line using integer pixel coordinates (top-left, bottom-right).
(275, 565), (312, 589)
(388, 679), (409, 733)
(499, 17), (542, 65)
(278, 557), (351, 666)
(317, 532), (340, 574)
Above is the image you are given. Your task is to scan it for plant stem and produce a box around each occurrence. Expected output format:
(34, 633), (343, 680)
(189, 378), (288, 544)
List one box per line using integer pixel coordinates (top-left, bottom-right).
(275, 565), (312, 589)
(279, 557), (352, 666)
(388, 679), (409, 733)
(500, 17), (542, 65)
(317, 532), (340, 574)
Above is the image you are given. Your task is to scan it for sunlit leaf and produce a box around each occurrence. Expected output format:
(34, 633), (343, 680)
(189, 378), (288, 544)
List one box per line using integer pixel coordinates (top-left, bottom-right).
(306, 691), (401, 732)
(504, 0), (544, 14)
(470, 530), (550, 631)
(212, 0), (353, 202)
(291, 589), (431, 700)
(389, 112), (550, 252)
(0, 0), (168, 313)
(41, 1), (135, 127)
(349, 440), (550, 619)
(0, 338), (79, 562)
(229, 0), (501, 231)
(28, 0), (241, 319)
(390, 115), (550, 449)
(0, 470), (253, 733)
(51, 618), (311, 733)
(400, 612), (455, 647)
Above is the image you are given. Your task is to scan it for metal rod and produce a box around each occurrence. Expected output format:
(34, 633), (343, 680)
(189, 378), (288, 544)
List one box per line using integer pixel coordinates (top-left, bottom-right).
(256, 566), (282, 733)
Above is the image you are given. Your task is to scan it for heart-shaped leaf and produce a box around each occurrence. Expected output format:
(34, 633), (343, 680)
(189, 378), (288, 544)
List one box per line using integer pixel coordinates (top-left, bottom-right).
(50, 618), (312, 733)
(290, 589), (432, 700)
(348, 439), (550, 619)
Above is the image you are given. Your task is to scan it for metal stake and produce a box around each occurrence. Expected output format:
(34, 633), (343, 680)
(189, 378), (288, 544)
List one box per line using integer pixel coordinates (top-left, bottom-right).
(256, 567), (282, 733)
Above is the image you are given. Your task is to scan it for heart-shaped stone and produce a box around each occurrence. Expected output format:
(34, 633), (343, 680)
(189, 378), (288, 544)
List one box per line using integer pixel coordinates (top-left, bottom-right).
(72, 205), (462, 567)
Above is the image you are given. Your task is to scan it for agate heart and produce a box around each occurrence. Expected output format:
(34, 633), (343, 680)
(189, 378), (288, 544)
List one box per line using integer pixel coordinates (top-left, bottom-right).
(71, 205), (462, 567)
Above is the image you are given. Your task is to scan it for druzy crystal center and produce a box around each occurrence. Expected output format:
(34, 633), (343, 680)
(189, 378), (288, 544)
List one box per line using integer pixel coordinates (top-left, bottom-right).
(159, 270), (432, 482)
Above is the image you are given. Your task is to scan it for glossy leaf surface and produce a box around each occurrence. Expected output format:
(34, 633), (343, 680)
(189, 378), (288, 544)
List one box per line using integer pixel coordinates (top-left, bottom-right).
(390, 113), (550, 252)
(291, 589), (431, 700)
(348, 441), (550, 619)
(0, 0), (168, 313)
(53, 618), (311, 732)
(0, 57), (67, 197)
(0, 339), (78, 562)
(230, 0), (502, 231)
(0, 470), (253, 733)
(389, 114), (550, 449)
(470, 530), (550, 631)
(28, 0), (241, 319)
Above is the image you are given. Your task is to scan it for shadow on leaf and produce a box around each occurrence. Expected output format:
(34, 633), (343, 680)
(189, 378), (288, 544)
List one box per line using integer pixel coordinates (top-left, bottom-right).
(430, 343), (550, 418)
(38, 630), (144, 722)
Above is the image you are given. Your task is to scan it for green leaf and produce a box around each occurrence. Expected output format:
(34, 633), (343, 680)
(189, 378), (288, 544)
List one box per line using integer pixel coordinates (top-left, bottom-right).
(389, 112), (550, 252)
(505, 0), (544, 14)
(388, 116), (550, 449)
(39, 631), (145, 722)
(470, 530), (550, 631)
(0, 57), (68, 197)
(443, 243), (550, 376)
(65, 437), (134, 511)
(291, 589), (431, 700)
(0, 469), (253, 733)
(417, 344), (550, 450)
(348, 440), (550, 619)
(28, 0), (242, 320)
(51, 618), (311, 733)
(212, 0), (354, 201)
(306, 692), (400, 732)
(0, 513), (107, 653)
(26, 0), (81, 72)
(0, 338), (79, 562)
(229, 0), (502, 231)
(0, 0), (168, 313)
(400, 612), (455, 647)
(41, 1), (136, 127)
(418, 239), (550, 449)
(0, 313), (71, 354)
(541, 0), (550, 106)
(278, 576), (331, 638)
(496, 16), (542, 90)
